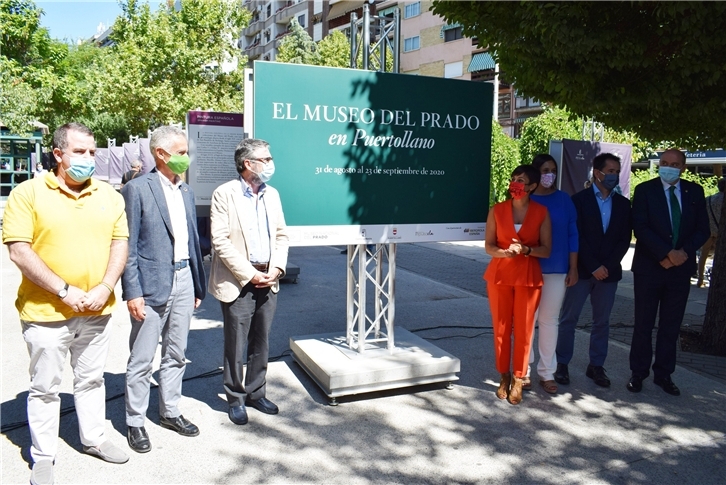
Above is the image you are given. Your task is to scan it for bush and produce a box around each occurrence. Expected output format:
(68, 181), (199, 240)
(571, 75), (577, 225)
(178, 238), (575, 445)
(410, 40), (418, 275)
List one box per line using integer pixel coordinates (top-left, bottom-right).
(490, 120), (520, 205)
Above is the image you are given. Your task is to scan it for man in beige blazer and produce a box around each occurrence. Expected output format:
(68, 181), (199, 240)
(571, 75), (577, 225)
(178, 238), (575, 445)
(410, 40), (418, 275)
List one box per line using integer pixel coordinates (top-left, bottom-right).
(208, 138), (288, 425)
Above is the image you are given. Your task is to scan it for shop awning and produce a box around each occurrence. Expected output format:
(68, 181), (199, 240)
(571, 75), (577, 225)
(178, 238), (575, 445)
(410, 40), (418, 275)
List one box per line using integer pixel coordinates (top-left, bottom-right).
(467, 52), (496, 72)
(327, 1), (365, 20)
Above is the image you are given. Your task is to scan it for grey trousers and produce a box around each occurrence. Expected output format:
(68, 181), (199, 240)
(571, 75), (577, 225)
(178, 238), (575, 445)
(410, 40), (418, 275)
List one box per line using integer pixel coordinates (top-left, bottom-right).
(222, 284), (277, 407)
(125, 266), (194, 427)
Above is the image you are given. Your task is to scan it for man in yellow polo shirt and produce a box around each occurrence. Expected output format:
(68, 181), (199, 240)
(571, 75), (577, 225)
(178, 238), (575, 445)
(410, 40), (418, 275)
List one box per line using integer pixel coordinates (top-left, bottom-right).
(3, 122), (130, 485)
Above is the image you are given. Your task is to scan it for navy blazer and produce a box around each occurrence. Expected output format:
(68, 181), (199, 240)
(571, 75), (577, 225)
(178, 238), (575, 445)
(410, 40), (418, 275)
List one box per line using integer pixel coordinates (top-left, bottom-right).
(631, 177), (709, 278)
(121, 170), (206, 306)
(572, 186), (632, 282)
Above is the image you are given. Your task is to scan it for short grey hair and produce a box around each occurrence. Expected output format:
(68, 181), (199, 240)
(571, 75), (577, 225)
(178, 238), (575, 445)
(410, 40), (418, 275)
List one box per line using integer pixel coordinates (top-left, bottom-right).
(130, 159), (142, 169)
(234, 138), (270, 174)
(149, 125), (186, 160)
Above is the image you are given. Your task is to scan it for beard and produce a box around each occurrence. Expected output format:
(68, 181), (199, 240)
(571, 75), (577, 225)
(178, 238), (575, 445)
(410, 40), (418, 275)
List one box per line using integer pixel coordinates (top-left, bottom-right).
(246, 171), (263, 186)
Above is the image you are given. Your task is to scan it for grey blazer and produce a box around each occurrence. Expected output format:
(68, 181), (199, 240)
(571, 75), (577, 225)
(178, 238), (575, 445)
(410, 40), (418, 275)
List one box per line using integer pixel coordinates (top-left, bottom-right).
(121, 170), (206, 306)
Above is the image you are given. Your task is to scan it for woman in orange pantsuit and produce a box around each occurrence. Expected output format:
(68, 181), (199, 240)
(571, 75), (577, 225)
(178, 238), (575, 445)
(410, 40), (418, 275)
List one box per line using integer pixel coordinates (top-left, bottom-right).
(484, 165), (551, 405)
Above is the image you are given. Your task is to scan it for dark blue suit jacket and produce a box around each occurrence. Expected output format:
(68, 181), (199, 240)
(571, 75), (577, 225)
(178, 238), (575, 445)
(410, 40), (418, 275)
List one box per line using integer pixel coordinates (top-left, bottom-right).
(631, 177), (709, 278)
(121, 170), (206, 306)
(571, 186), (632, 282)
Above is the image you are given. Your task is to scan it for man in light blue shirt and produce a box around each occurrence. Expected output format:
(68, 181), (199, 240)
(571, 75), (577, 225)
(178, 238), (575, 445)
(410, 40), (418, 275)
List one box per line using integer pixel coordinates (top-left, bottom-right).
(208, 138), (289, 425)
(556, 153), (632, 388)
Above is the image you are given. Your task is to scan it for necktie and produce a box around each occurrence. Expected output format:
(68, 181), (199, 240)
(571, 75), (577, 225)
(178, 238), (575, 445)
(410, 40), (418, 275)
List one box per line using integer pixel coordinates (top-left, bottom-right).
(669, 185), (681, 248)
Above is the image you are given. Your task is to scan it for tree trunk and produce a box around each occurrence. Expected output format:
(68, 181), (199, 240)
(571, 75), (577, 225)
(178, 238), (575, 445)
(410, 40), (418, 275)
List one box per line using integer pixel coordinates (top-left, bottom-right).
(702, 190), (726, 355)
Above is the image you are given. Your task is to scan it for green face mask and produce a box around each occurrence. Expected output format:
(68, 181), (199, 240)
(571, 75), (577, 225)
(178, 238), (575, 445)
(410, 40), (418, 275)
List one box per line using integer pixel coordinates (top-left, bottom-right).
(167, 154), (190, 175)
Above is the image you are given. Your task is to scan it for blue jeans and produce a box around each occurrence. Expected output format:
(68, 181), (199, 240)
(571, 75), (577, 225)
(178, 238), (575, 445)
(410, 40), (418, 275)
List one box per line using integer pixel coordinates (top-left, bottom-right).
(556, 277), (618, 367)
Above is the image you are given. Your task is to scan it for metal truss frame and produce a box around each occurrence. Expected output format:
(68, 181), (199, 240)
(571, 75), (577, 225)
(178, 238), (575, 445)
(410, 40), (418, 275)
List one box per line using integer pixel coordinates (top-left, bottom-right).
(350, 4), (400, 73)
(345, 243), (397, 354)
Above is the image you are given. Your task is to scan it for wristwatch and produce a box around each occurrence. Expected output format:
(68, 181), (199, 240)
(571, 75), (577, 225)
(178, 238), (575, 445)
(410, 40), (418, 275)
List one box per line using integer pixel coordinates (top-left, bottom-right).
(57, 282), (69, 299)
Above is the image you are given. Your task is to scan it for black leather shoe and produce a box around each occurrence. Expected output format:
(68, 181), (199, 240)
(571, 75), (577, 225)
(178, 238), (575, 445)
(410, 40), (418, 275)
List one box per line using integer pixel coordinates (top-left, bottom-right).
(586, 364), (611, 387)
(627, 374), (643, 393)
(654, 377), (681, 396)
(554, 363), (569, 385)
(160, 415), (199, 436)
(127, 426), (151, 453)
(228, 405), (248, 425)
(244, 397), (279, 415)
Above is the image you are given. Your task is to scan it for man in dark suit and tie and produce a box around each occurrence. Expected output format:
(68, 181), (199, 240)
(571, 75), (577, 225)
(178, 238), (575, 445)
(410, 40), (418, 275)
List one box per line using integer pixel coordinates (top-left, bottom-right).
(121, 125), (206, 452)
(555, 153), (632, 388)
(628, 149), (709, 395)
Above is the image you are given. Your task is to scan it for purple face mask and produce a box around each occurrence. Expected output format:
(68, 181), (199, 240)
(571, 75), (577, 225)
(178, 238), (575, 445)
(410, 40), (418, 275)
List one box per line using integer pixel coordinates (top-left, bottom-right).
(540, 172), (556, 188)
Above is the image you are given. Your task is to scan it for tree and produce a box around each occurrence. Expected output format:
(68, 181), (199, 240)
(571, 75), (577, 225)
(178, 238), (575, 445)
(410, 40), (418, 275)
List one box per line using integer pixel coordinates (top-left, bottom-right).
(0, 0), (66, 136)
(316, 30), (351, 68)
(91, 0), (249, 137)
(277, 20), (393, 71)
(489, 119), (520, 204)
(703, 201), (726, 355)
(518, 106), (580, 165)
(1, 0), (249, 142)
(276, 18), (321, 65)
(431, 1), (726, 149)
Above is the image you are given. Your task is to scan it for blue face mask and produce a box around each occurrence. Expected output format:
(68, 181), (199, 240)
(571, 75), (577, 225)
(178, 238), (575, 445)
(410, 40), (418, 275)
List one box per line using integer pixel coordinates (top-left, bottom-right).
(598, 171), (620, 191)
(659, 165), (681, 185)
(65, 156), (95, 183)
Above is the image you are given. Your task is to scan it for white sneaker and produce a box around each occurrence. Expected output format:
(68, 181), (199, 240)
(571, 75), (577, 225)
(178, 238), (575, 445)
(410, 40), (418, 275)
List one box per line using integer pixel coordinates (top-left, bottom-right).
(83, 440), (130, 464)
(30, 460), (54, 485)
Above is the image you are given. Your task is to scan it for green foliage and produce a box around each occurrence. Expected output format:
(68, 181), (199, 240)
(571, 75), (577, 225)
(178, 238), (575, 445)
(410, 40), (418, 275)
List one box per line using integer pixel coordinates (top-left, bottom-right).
(0, 0), (64, 66)
(432, 1), (726, 148)
(602, 127), (656, 165)
(490, 120), (520, 205)
(1, 0), (249, 142)
(518, 105), (657, 164)
(277, 19), (320, 65)
(277, 21), (393, 71)
(316, 30), (351, 68)
(518, 106), (580, 165)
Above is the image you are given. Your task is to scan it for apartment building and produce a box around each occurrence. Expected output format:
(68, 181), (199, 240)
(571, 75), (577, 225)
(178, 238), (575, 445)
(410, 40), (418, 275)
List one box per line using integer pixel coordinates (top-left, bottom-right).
(242, 0), (318, 61)
(240, 0), (541, 136)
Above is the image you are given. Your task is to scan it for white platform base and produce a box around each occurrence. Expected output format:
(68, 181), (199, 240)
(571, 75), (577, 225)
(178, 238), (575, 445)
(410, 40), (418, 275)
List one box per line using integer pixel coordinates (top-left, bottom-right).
(290, 328), (460, 401)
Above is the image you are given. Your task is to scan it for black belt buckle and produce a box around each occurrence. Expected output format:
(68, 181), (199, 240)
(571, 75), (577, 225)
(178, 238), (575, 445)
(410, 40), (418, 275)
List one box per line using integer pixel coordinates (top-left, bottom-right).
(174, 260), (189, 271)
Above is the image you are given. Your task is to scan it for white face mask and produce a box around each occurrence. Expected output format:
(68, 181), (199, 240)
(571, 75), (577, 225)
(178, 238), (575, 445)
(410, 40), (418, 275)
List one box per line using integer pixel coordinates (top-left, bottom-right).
(252, 160), (275, 183)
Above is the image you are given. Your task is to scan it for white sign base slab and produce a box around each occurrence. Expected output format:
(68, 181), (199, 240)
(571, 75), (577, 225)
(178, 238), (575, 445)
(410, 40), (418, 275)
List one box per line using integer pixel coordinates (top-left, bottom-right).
(290, 328), (460, 404)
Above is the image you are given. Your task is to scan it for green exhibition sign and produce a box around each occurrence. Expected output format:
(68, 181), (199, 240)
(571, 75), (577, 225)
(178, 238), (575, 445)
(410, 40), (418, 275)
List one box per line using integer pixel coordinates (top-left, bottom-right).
(251, 61), (492, 245)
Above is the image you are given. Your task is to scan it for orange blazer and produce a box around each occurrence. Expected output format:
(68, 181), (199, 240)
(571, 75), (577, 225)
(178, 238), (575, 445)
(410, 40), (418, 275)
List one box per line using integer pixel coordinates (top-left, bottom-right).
(483, 199), (547, 287)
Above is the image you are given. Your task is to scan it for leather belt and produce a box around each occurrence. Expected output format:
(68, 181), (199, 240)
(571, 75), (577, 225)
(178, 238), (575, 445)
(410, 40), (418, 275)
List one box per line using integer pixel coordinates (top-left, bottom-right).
(173, 260), (189, 271)
(251, 262), (269, 272)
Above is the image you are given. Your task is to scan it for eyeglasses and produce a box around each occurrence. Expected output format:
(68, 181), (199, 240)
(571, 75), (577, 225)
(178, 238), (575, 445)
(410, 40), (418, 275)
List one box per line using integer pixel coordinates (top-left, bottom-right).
(249, 157), (273, 164)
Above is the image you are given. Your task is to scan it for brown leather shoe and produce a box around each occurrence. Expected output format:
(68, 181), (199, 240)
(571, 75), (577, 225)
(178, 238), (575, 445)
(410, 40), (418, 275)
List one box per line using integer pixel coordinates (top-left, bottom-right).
(508, 376), (524, 405)
(496, 372), (511, 399)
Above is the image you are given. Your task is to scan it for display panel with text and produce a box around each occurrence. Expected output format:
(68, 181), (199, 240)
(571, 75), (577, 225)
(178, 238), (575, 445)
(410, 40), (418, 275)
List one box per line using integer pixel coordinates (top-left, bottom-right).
(251, 62), (493, 245)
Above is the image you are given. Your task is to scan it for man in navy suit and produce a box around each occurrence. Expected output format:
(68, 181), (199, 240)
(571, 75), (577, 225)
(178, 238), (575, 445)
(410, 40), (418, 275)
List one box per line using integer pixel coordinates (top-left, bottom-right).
(628, 149), (709, 395)
(121, 125), (206, 452)
(555, 153), (632, 388)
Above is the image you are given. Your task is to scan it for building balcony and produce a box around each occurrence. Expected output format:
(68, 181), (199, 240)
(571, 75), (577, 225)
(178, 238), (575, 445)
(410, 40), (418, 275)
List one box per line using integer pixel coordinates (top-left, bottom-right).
(244, 41), (265, 58)
(275, 1), (307, 25)
(273, 31), (291, 49)
(243, 19), (263, 37)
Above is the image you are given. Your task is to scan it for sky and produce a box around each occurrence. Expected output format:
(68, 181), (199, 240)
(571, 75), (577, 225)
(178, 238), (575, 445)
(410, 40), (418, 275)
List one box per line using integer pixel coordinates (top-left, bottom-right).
(36, 1), (162, 42)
